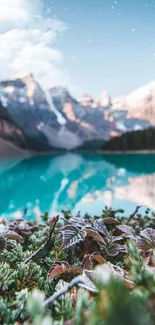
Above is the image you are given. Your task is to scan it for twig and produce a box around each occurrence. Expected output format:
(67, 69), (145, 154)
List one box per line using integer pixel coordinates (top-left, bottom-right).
(137, 214), (143, 232)
(24, 216), (59, 264)
(43, 275), (84, 306)
(127, 206), (141, 224)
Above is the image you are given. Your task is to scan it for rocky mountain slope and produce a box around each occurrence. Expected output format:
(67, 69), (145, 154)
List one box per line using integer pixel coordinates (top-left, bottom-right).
(0, 74), (154, 154)
(0, 74), (115, 153)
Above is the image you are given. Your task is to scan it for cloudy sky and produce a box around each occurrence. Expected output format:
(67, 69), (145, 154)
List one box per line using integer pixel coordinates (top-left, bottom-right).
(0, 0), (155, 97)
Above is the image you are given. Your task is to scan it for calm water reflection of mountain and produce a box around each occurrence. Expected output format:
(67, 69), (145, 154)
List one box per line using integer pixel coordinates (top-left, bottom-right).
(0, 153), (155, 219)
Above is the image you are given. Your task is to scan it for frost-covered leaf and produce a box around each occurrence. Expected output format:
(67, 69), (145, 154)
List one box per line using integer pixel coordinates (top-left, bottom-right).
(2, 230), (24, 243)
(67, 217), (86, 227)
(140, 228), (155, 244)
(117, 225), (137, 240)
(58, 225), (87, 249)
(95, 263), (134, 288)
(111, 236), (124, 243)
(122, 234), (137, 240)
(117, 225), (135, 238)
(136, 238), (152, 251)
(79, 270), (98, 293)
(85, 228), (105, 244)
(103, 217), (120, 225)
(112, 265), (125, 277)
(106, 243), (125, 256)
(93, 219), (109, 237)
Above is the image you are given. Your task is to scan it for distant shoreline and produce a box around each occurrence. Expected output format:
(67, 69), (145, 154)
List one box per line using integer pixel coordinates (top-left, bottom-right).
(1, 136), (155, 158)
(99, 150), (155, 155)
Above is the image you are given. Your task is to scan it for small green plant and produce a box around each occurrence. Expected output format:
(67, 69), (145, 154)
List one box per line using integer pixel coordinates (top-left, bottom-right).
(1, 207), (155, 324)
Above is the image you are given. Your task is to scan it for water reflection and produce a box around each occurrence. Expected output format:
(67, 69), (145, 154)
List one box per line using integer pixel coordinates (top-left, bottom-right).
(0, 153), (155, 219)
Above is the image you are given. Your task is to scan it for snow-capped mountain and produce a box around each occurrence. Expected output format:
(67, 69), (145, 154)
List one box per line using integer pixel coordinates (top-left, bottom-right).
(111, 81), (155, 125)
(112, 81), (155, 110)
(0, 74), (154, 154)
(0, 74), (60, 152)
(0, 74), (115, 152)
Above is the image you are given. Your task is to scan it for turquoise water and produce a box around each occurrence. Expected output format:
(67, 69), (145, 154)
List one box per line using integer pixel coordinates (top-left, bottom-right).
(0, 153), (155, 219)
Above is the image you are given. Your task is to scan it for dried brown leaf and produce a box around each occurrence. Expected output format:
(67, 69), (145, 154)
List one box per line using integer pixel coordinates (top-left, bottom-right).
(4, 231), (24, 243)
(103, 217), (120, 225)
(93, 254), (106, 265)
(82, 255), (94, 270)
(48, 263), (82, 281)
(48, 262), (70, 281)
(67, 266), (83, 276)
(85, 228), (105, 244)
(124, 278), (134, 289)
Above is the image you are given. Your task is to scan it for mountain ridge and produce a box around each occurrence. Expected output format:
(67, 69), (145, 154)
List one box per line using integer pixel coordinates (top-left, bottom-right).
(0, 74), (154, 154)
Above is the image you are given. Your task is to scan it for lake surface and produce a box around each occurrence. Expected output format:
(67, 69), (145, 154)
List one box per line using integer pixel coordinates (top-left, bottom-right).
(0, 153), (155, 219)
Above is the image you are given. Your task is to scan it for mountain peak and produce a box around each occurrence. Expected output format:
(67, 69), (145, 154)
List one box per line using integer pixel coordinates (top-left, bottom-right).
(11, 73), (34, 81)
(112, 80), (155, 111)
(78, 93), (94, 106)
(99, 90), (111, 107)
(78, 93), (99, 108)
(0, 73), (50, 108)
(49, 86), (72, 103)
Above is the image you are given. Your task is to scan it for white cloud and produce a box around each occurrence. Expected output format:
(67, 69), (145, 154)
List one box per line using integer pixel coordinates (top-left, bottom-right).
(0, 0), (30, 23)
(0, 0), (69, 89)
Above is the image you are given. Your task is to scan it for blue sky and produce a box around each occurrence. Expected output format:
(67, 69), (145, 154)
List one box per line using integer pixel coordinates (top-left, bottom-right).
(43, 0), (155, 97)
(0, 0), (155, 98)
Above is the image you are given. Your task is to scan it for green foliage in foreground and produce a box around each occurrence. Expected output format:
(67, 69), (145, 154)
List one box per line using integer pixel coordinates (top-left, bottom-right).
(1, 207), (155, 324)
